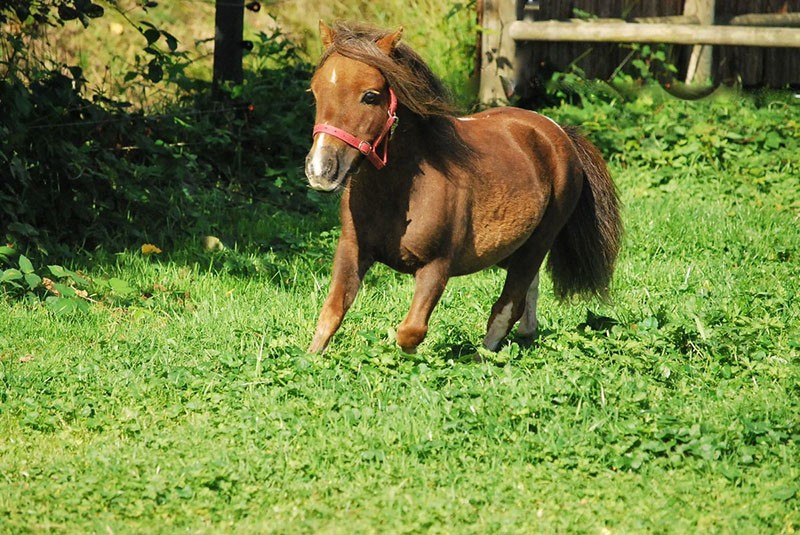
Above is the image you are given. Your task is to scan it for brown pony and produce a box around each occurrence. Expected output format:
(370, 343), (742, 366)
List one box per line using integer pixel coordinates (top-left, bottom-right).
(305, 21), (622, 354)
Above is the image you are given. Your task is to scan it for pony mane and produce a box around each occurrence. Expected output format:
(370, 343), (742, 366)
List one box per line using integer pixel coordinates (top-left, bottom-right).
(319, 21), (458, 118)
(318, 21), (475, 171)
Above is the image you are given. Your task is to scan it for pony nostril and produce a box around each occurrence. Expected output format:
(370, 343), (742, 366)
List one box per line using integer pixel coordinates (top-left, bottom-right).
(306, 155), (336, 179)
(306, 136), (341, 177)
(305, 148), (343, 192)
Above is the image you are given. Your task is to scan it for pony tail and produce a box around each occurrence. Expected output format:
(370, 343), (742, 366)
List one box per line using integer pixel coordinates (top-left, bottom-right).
(547, 127), (622, 299)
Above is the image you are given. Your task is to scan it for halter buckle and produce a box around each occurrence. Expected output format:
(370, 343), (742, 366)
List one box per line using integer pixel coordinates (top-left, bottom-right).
(357, 140), (373, 155)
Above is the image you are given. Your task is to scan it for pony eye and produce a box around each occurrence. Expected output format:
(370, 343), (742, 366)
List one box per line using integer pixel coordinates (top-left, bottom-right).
(361, 91), (380, 105)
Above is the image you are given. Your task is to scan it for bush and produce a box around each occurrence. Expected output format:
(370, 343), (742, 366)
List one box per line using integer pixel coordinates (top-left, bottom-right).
(1, 3), (319, 258)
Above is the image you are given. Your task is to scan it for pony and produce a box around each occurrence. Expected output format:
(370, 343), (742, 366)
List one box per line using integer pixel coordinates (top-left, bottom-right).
(304, 21), (622, 354)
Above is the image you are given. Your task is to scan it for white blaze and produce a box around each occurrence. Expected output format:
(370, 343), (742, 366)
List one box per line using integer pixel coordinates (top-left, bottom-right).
(307, 133), (332, 178)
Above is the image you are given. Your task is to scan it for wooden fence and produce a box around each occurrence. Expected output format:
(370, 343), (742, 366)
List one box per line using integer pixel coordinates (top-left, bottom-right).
(479, 0), (800, 105)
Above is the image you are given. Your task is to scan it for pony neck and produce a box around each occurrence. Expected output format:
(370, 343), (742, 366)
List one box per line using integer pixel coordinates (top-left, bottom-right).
(353, 105), (470, 182)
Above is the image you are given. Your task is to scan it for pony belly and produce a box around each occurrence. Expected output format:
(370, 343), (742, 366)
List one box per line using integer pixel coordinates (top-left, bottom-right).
(452, 239), (531, 275)
(457, 205), (545, 274)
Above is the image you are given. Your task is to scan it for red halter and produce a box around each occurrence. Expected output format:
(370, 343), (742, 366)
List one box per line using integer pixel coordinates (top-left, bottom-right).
(312, 88), (399, 170)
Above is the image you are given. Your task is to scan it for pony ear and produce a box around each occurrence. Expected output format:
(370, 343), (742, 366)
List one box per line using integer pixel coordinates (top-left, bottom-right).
(319, 20), (335, 49)
(376, 27), (403, 55)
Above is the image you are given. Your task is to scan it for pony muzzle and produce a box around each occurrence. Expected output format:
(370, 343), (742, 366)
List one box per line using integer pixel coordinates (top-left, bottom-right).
(304, 134), (357, 192)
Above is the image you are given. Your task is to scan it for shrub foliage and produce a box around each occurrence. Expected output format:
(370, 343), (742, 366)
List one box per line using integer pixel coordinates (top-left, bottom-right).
(1, 1), (317, 256)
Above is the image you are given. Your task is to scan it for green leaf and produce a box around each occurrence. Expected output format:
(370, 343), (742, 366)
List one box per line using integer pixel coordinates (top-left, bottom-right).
(638, 316), (659, 331)
(65, 269), (90, 287)
(108, 277), (135, 296)
(45, 264), (89, 286)
(48, 265), (68, 278)
(24, 273), (41, 290)
(763, 131), (783, 149)
(58, 4), (79, 20)
(2, 268), (23, 282)
(53, 283), (76, 298)
(45, 296), (89, 315)
(718, 464), (742, 482)
(693, 314), (710, 341)
(75, 298), (91, 313)
(19, 254), (34, 274)
(162, 31), (178, 52)
(771, 486), (797, 501)
(46, 296), (78, 315)
(147, 60), (163, 83)
(144, 28), (160, 46)
(84, 3), (104, 18)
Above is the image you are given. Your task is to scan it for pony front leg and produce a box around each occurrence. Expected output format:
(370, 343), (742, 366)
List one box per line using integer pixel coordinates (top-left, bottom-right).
(308, 239), (371, 353)
(397, 260), (450, 353)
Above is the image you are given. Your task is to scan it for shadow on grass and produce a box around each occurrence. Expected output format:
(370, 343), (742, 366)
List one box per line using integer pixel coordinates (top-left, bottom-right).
(61, 192), (342, 277)
(429, 325), (556, 365)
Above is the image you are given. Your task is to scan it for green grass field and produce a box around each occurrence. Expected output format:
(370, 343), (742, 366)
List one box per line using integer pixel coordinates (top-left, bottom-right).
(2, 79), (800, 533)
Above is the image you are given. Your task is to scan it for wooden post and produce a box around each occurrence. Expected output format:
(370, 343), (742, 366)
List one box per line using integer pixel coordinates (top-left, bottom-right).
(213, 0), (244, 90)
(683, 0), (715, 84)
(478, 0), (518, 106)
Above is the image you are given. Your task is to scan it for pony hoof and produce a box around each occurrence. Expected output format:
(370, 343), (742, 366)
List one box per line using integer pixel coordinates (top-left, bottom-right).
(482, 337), (502, 352)
(307, 339), (328, 354)
(396, 325), (427, 354)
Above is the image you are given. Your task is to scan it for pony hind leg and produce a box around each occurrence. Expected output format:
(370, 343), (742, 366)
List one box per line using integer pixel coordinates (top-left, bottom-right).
(516, 272), (540, 339)
(483, 239), (550, 351)
(483, 299), (520, 351)
(483, 265), (542, 351)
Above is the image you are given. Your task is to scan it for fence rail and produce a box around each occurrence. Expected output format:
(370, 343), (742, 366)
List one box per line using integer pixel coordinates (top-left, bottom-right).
(507, 20), (800, 47)
(478, 0), (800, 105)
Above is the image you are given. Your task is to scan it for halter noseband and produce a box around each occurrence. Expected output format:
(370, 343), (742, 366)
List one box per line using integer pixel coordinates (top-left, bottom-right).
(312, 88), (399, 170)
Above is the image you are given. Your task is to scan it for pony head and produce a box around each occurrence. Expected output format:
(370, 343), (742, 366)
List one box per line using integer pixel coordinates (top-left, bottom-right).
(305, 21), (403, 191)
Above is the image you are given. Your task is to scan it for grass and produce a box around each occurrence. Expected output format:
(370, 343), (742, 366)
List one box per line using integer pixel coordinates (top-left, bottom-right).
(2, 91), (800, 531)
